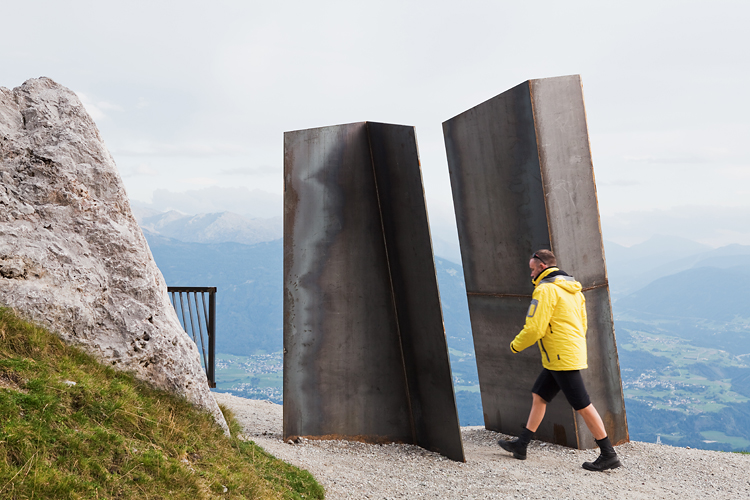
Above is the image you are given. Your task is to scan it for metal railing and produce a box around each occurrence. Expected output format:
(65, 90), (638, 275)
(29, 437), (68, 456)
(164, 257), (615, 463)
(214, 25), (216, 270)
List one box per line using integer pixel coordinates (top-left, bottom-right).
(167, 287), (216, 388)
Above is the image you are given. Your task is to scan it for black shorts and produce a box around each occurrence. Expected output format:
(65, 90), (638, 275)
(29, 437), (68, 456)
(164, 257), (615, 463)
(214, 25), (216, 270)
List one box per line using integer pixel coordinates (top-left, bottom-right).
(531, 369), (591, 411)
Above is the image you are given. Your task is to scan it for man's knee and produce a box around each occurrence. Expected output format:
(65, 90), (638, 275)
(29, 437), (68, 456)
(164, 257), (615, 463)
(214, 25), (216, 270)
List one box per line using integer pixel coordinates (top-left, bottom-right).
(576, 403), (595, 414)
(532, 393), (547, 405)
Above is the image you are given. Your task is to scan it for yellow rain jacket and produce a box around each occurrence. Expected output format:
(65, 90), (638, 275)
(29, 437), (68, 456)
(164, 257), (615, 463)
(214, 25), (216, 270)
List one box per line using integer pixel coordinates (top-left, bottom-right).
(510, 267), (588, 371)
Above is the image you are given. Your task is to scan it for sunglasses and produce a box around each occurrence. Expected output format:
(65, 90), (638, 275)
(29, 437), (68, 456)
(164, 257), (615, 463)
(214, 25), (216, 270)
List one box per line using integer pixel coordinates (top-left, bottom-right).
(532, 252), (546, 265)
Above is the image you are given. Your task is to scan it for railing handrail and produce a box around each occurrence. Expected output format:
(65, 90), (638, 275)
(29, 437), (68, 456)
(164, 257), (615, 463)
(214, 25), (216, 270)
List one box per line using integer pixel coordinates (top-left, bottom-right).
(168, 286), (217, 293)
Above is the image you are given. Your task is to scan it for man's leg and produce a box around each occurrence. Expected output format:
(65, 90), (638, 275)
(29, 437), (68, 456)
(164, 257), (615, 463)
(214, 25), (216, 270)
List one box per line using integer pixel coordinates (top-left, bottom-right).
(575, 402), (622, 472)
(498, 393), (545, 460)
(499, 370), (558, 460)
(553, 371), (622, 471)
(526, 393), (547, 432)
(576, 404), (606, 440)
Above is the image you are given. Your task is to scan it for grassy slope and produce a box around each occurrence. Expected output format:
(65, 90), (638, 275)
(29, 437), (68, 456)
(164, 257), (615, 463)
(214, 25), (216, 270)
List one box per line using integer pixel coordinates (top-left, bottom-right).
(0, 308), (324, 499)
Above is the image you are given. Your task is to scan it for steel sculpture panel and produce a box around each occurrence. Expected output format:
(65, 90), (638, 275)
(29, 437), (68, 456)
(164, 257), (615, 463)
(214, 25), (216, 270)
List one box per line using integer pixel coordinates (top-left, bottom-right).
(284, 122), (464, 461)
(443, 75), (628, 449)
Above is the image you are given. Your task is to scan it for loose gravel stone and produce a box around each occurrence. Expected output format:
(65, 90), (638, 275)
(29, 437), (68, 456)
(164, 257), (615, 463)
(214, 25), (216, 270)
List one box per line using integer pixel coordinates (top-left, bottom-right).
(215, 393), (750, 499)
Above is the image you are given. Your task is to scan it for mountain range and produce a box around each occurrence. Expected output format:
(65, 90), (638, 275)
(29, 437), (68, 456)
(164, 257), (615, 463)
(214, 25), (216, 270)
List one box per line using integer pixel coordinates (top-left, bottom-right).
(604, 235), (750, 300)
(616, 265), (750, 323)
(137, 210), (282, 246)
(141, 210), (750, 448)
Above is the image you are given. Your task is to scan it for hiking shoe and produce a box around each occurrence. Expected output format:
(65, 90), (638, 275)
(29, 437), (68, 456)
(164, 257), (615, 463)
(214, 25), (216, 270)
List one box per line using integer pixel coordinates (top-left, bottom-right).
(582, 453), (622, 471)
(498, 438), (528, 460)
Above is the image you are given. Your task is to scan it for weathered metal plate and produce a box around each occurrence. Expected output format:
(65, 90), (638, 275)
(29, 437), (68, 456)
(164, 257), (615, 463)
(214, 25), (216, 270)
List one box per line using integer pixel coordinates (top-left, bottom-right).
(443, 75), (628, 449)
(443, 81), (550, 293)
(466, 294), (578, 447)
(284, 122), (464, 461)
(576, 287), (628, 447)
(367, 123), (465, 460)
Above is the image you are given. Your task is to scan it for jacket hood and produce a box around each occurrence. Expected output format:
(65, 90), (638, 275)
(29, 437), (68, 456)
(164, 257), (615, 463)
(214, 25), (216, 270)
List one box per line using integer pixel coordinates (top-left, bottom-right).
(533, 267), (582, 293)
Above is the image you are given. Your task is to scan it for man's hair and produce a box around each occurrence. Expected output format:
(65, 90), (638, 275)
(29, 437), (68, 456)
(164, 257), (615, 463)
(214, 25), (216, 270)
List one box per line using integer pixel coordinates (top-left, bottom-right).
(532, 249), (556, 267)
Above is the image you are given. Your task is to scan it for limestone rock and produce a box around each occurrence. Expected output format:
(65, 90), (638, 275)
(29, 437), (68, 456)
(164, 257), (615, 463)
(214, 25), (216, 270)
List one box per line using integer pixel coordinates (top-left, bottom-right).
(0, 77), (228, 433)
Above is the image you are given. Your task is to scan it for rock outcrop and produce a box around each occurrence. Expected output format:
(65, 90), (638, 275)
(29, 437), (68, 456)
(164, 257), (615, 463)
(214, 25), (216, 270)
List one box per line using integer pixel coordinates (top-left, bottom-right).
(0, 77), (228, 433)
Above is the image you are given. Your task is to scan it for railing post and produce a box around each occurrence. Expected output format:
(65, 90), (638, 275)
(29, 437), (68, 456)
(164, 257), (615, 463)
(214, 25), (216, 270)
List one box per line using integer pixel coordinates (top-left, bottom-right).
(209, 289), (216, 388)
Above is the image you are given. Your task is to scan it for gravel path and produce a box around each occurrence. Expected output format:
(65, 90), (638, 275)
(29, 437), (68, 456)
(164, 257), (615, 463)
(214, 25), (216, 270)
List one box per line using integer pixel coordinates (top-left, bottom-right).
(214, 393), (750, 499)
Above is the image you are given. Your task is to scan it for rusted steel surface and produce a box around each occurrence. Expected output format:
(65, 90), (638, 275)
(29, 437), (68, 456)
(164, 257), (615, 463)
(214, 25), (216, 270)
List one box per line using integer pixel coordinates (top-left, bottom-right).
(443, 75), (628, 449)
(284, 122), (464, 461)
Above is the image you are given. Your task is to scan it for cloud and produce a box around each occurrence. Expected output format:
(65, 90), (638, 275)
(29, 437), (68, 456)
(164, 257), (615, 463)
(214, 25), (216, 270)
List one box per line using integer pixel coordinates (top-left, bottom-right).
(97, 101), (122, 111)
(75, 92), (122, 120)
(123, 163), (158, 177)
(600, 179), (642, 187)
(722, 165), (750, 180)
(112, 142), (249, 158)
(132, 186), (282, 219)
(623, 155), (712, 165)
(180, 177), (218, 186)
(219, 166), (278, 176)
(601, 205), (750, 247)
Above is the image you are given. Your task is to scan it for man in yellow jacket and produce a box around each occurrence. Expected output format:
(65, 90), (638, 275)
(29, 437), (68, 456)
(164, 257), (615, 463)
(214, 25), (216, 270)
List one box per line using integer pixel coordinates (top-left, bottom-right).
(498, 249), (622, 472)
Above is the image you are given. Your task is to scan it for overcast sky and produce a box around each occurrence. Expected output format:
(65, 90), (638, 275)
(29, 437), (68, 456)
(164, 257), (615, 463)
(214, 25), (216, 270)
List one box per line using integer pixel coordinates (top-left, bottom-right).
(2, 1), (749, 250)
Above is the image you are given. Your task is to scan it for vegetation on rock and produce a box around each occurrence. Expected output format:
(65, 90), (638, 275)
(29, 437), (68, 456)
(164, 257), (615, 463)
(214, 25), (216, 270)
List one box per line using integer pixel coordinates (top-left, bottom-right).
(0, 307), (324, 499)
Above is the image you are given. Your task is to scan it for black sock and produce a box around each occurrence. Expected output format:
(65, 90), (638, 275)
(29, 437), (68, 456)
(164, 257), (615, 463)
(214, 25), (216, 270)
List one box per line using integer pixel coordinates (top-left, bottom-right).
(518, 427), (534, 444)
(595, 436), (615, 455)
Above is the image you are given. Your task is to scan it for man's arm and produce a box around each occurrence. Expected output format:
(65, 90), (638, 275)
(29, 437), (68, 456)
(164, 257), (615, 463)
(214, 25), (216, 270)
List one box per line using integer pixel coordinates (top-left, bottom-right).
(581, 294), (588, 335)
(510, 285), (556, 353)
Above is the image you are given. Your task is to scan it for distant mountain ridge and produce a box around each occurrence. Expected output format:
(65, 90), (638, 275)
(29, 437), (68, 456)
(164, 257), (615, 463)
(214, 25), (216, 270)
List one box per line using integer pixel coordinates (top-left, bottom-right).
(616, 266), (750, 322)
(604, 235), (750, 299)
(139, 210), (282, 246)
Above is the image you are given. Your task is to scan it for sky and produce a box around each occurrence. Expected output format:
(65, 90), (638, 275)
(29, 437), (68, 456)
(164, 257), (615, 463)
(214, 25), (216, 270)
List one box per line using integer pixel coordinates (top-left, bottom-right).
(2, 1), (749, 252)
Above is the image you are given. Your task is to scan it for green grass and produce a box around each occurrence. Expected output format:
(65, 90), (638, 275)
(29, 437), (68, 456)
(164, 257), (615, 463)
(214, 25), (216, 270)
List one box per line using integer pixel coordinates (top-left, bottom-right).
(626, 335), (735, 369)
(700, 431), (750, 448)
(215, 373), (282, 391)
(448, 348), (472, 358)
(620, 328), (750, 413)
(453, 385), (480, 393)
(213, 353), (284, 403)
(0, 307), (324, 499)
